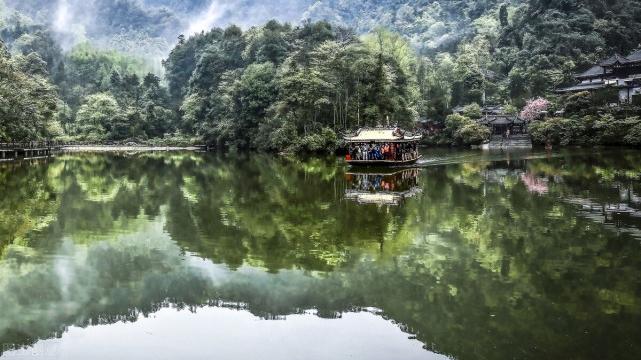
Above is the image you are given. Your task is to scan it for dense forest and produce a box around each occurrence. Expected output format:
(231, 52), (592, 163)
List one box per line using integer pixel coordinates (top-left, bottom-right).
(163, 22), (419, 151)
(1, 0), (641, 150)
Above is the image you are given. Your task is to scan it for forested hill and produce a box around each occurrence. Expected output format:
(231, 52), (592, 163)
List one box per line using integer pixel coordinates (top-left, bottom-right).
(304, 0), (641, 54)
(1, 0), (641, 150)
(4, 0), (640, 62)
(158, 0), (641, 152)
(309, 0), (641, 106)
(304, 0), (503, 53)
(3, 0), (640, 72)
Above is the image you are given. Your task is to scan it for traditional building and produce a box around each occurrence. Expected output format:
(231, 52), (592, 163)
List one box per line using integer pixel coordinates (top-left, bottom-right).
(556, 49), (641, 103)
(453, 105), (526, 135)
(477, 113), (527, 136)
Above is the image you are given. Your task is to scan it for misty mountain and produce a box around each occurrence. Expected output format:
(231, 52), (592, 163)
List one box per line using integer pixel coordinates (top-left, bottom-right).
(0, 0), (315, 59)
(1, 0), (503, 58)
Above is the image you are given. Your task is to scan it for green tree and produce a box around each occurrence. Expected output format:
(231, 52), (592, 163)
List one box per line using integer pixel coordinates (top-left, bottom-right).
(0, 41), (58, 141)
(74, 93), (122, 141)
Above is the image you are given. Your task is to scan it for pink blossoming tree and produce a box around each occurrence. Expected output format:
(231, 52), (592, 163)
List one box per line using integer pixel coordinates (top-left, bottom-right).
(520, 97), (550, 122)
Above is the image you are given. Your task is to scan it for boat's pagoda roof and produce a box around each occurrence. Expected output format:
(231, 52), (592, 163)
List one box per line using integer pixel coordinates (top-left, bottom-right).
(344, 128), (422, 143)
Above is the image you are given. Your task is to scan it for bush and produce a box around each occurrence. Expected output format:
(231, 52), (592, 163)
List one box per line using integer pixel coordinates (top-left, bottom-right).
(592, 88), (619, 105)
(454, 123), (490, 145)
(445, 114), (471, 129)
(46, 120), (65, 138)
(266, 120), (297, 152)
(563, 92), (593, 115)
(529, 117), (587, 146)
(293, 128), (337, 154)
(146, 133), (201, 147)
(503, 104), (518, 115)
(462, 103), (482, 119)
(592, 114), (630, 145)
(529, 115), (641, 146)
(444, 113), (490, 146)
(74, 93), (121, 140)
(623, 120), (641, 146)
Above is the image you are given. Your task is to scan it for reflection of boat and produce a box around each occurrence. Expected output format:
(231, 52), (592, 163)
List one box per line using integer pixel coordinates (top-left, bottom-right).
(344, 128), (422, 166)
(344, 169), (422, 206)
(345, 157), (423, 166)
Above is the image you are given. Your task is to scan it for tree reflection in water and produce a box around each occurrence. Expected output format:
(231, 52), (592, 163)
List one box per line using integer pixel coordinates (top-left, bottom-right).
(0, 150), (641, 359)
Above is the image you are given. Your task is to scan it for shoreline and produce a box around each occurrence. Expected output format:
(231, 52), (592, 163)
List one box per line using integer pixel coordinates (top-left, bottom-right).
(60, 145), (205, 152)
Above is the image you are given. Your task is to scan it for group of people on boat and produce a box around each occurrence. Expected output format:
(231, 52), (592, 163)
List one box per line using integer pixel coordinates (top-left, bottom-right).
(347, 143), (418, 162)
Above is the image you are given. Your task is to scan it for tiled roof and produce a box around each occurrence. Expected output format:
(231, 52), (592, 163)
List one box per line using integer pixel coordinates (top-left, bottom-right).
(478, 115), (524, 125)
(556, 82), (606, 93)
(626, 49), (641, 62)
(576, 65), (604, 78)
(599, 53), (630, 66)
(559, 50), (641, 93)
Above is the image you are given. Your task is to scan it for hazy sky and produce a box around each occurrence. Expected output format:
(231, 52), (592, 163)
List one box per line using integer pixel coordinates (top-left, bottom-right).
(45, 0), (313, 37)
(185, 0), (314, 34)
(0, 0), (319, 60)
(36, 0), (313, 48)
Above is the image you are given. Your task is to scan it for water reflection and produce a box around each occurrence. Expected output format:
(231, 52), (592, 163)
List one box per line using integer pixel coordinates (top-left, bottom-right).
(345, 169), (422, 206)
(3, 307), (444, 360)
(1, 150), (641, 359)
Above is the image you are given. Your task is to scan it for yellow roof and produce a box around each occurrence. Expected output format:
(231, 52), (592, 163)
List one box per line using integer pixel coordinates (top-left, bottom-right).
(344, 187), (422, 206)
(344, 128), (422, 143)
(345, 191), (402, 206)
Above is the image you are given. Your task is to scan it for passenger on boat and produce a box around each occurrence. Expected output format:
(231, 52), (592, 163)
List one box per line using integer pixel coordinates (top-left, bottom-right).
(382, 143), (390, 160)
(347, 142), (417, 162)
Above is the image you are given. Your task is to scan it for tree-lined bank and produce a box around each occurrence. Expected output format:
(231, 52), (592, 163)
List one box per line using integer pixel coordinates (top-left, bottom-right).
(1, 0), (641, 151)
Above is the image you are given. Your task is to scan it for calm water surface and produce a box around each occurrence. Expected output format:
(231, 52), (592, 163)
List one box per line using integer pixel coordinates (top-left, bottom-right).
(1, 149), (641, 359)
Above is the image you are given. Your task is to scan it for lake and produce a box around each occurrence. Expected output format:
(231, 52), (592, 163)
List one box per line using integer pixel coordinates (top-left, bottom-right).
(1, 149), (640, 359)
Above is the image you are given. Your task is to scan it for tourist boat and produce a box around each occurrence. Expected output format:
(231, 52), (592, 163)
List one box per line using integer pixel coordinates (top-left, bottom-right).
(344, 127), (423, 166)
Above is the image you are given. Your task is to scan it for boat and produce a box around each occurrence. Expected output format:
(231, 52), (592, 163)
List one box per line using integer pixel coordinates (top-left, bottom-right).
(343, 127), (423, 166)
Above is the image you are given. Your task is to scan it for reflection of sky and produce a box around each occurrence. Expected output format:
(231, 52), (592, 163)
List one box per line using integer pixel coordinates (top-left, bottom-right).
(4, 307), (442, 360)
(0, 222), (441, 360)
(0, 209), (436, 359)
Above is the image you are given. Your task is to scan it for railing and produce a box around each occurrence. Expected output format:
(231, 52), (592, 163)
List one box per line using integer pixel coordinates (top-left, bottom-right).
(0, 141), (64, 150)
(1, 141), (209, 151)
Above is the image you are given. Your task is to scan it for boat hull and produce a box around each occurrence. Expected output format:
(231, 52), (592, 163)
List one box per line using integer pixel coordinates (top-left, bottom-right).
(347, 155), (422, 166)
